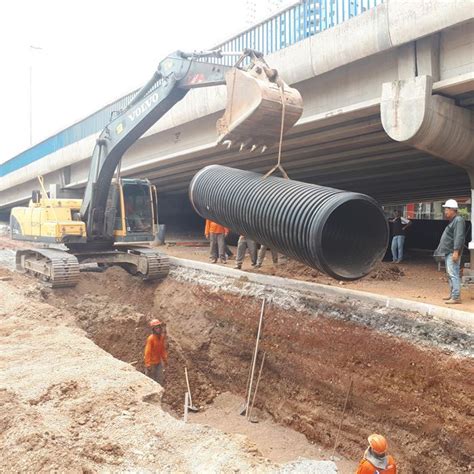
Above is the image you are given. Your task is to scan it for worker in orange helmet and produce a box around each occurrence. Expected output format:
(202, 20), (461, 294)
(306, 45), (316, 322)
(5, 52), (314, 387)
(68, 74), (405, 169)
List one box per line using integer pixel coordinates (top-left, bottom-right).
(356, 434), (397, 473)
(144, 319), (168, 386)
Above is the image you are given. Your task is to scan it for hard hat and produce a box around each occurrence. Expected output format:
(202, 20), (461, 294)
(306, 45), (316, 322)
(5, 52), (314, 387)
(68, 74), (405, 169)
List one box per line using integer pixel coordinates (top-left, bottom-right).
(442, 199), (459, 209)
(149, 319), (162, 328)
(368, 434), (388, 456)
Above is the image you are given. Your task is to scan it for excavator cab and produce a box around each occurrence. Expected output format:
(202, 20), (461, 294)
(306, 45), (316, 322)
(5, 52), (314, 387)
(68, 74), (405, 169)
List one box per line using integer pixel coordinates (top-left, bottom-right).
(107, 178), (156, 243)
(217, 52), (303, 150)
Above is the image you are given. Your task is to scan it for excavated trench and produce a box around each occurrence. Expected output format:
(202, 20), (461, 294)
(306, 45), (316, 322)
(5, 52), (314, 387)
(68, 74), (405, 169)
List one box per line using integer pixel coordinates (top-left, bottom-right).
(45, 266), (473, 473)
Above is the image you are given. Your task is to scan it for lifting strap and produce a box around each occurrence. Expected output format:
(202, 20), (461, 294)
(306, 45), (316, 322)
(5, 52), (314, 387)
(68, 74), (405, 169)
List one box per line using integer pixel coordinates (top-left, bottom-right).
(263, 81), (290, 180)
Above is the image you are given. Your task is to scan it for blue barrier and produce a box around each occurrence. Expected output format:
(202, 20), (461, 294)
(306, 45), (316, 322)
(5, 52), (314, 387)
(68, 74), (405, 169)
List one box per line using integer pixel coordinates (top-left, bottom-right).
(212, 0), (383, 65)
(1, 0), (383, 179)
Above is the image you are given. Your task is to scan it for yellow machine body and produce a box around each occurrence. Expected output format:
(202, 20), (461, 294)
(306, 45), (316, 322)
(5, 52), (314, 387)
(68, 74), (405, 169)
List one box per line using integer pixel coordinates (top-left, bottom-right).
(10, 178), (157, 245)
(10, 198), (86, 243)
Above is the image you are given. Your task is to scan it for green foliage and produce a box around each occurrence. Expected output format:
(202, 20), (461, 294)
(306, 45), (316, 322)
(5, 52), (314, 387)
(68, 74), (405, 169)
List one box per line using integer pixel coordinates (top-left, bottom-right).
(458, 207), (470, 220)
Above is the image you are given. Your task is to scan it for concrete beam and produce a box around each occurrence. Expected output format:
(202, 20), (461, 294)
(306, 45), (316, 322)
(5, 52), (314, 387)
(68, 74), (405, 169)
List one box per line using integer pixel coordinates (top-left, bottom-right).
(387, 0), (473, 47)
(381, 75), (474, 170)
(465, 171), (474, 283)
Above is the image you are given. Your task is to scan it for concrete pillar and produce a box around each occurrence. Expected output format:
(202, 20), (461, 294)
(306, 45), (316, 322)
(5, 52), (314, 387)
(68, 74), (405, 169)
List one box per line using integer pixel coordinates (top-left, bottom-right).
(381, 75), (474, 168)
(397, 43), (416, 80)
(381, 74), (474, 284)
(416, 34), (440, 82)
(465, 171), (474, 284)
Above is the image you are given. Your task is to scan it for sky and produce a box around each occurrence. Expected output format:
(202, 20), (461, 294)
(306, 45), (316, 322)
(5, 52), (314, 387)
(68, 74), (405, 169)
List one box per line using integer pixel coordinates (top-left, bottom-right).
(0, 0), (290, 162)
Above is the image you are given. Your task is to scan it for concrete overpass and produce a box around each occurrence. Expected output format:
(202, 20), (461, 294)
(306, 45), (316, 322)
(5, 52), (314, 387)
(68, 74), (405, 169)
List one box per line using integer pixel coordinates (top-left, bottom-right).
(1, 0), (473, 215)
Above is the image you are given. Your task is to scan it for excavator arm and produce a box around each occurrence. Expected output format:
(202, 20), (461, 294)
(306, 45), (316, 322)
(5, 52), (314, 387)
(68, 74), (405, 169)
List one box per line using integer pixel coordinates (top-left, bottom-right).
(80, 49), (303, 240)
(81, 50), (230, 238)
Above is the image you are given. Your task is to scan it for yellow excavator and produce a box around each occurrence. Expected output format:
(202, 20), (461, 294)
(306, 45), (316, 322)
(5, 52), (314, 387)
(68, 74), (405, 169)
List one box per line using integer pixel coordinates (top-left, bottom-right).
(10, 49), (303, 287)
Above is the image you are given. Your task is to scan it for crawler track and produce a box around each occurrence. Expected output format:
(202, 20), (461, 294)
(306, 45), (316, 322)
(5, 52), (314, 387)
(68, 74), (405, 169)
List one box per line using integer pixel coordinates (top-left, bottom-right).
(16, 248), (80, 288)
(131, 248), (170, 281)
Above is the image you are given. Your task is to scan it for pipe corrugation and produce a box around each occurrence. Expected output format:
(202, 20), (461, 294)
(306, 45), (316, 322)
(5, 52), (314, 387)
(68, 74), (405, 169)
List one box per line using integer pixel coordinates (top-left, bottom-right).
(189, 165), (389, 280)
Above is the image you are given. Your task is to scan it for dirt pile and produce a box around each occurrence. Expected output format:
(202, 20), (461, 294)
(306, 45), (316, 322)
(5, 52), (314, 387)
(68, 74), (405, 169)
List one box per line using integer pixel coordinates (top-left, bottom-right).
(368, 263), (404, 281)
(263, 260), (404, 282)
(43, 266), (474, 473)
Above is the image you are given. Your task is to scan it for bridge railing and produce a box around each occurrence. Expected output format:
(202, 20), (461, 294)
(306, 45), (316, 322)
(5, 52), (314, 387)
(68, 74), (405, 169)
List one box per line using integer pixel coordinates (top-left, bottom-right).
(212, 0), (384, 65)
(1, 0), (383, 179)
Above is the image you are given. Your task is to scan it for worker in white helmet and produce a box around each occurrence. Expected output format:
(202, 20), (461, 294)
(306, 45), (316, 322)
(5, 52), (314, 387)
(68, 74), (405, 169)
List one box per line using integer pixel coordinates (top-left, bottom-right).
(434, 199), (466, 304)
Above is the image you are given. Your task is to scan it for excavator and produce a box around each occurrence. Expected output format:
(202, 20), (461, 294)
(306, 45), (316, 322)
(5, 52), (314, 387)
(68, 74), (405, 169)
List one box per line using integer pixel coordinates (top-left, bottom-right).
(9, 49), (303, 287)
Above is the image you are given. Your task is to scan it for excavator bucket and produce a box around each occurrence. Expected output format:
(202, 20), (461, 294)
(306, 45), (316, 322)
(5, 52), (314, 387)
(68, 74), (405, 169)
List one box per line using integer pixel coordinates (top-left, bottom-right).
(216, 60), (303, 151)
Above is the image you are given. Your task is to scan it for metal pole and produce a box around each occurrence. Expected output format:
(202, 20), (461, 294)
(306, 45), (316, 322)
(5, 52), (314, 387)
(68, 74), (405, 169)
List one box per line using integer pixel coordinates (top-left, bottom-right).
(29, 45), (43, 147)
(29, 63), (33, 145)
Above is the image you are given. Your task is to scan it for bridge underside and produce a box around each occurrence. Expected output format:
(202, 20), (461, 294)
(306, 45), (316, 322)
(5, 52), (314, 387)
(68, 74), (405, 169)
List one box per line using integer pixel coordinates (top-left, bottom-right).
(125, 94), (472, 205)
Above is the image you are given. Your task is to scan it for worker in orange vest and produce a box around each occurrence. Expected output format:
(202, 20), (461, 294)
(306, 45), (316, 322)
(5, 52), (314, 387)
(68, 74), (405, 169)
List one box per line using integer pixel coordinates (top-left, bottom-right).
(144, 319), (168, 386)
(205, 219), (229, 264)
(356, 434), (397, 473)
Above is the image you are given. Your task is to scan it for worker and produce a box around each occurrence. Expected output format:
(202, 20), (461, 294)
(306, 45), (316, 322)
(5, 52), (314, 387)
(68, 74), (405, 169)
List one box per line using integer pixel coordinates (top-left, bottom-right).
(125, 201), (146, 232)
(388, 210), (411, 263)
(144, 319), (168, 386)
(255, 245), (279, 268)
(356, 434), (396, 473)
(234, 234), (258, 270)
(224, 239), (234, 260)
(434, 199), (466, 304)
(205, 219), (229, 264)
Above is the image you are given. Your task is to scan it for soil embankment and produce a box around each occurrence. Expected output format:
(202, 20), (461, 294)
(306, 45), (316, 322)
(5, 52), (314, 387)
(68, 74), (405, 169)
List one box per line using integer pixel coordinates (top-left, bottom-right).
(43, 266), (474, 473)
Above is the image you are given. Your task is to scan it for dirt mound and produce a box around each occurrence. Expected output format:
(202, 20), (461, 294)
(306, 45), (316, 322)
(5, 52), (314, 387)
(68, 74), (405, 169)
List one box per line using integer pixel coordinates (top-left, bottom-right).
(258, 259), (405, 284)
(368, 263), (405, 281)
(269, 259), (322, 280)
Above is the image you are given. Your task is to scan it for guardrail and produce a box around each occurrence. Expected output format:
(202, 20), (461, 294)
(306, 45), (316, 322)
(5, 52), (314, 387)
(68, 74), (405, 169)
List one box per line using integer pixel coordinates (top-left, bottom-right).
(1, 0), (383, 179)
(213, 0), (383, 65)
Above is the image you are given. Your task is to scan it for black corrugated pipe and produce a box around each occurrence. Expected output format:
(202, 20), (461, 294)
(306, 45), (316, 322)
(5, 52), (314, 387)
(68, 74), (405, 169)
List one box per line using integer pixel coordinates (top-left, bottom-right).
(189, 165), (389, 280)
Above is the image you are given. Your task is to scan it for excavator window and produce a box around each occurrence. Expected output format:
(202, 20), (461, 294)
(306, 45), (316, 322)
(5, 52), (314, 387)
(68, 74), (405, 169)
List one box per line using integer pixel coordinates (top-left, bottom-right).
(122, 182), (153, 234)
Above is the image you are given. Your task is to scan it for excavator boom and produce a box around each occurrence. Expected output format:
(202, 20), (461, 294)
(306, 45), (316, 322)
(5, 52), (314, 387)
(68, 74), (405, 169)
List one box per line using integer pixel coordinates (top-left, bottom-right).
(81, 49), (302, 240)
(10, 48), (303, 288)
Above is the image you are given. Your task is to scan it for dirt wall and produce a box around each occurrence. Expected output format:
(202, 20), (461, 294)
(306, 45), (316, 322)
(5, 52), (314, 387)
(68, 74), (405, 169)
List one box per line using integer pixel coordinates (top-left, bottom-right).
(47, 267), (474, 473)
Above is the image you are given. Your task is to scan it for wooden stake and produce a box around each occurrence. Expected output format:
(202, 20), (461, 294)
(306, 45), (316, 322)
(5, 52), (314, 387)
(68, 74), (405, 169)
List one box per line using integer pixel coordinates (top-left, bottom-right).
(239, 340), (257, 415)
(249, 351), (266, 421)
(331, 378), (353, 459)
(185, 367), (193, 406)
(246, 297), (265, 419)
(184, 392), (189, 422)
